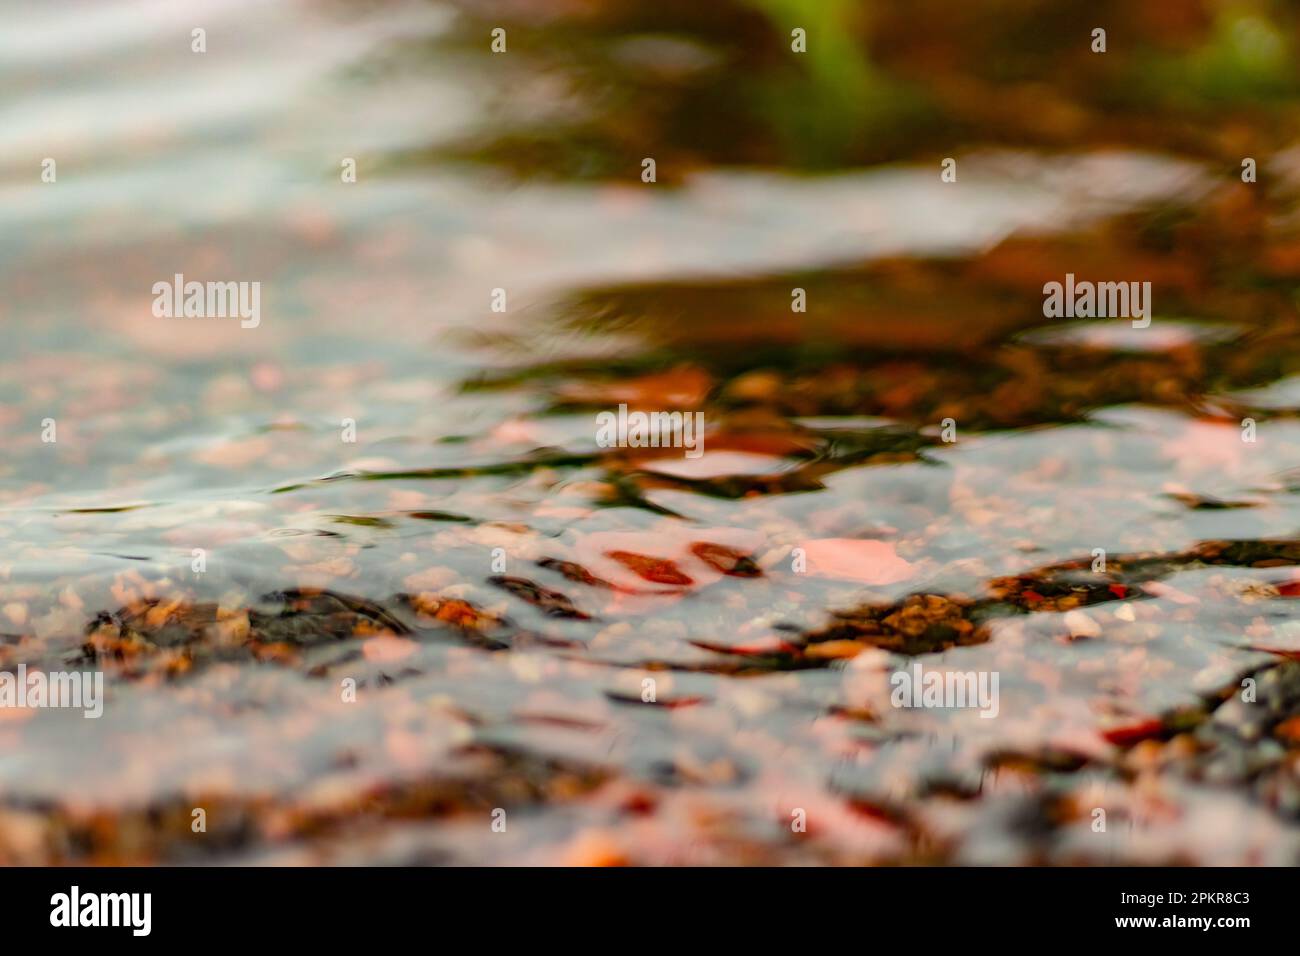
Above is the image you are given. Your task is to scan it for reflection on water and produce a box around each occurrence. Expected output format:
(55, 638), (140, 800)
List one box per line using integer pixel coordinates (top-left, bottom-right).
(1, 0), (1299, 864)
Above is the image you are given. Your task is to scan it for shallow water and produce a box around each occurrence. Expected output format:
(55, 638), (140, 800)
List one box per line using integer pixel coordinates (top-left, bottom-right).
(2, 0), (1299, 864)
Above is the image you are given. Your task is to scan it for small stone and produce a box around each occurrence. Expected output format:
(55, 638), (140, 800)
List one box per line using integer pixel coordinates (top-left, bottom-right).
(1063, 609), (1101, 639)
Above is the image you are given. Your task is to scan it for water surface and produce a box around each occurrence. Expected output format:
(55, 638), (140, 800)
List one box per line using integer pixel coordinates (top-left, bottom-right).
(1, 0), (1299, 864)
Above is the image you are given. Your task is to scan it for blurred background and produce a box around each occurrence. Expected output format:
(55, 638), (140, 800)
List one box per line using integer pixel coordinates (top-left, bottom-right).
(0, 0), (1299, 865)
